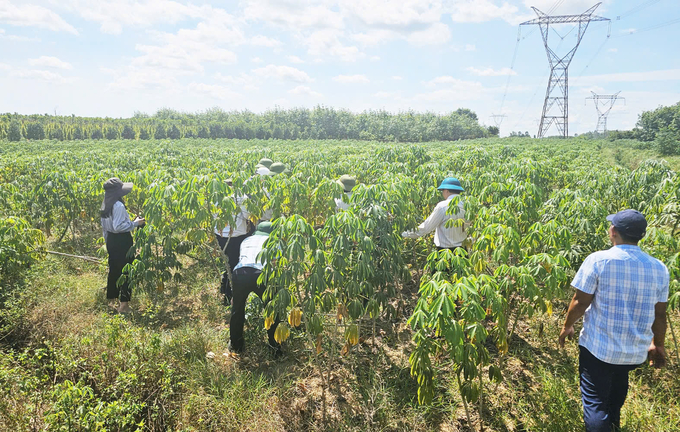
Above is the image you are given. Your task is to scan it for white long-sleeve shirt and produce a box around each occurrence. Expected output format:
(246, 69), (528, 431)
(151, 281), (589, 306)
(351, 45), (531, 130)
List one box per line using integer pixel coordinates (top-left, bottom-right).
(101, 201), (139, 241)
(233, 234), (270, 271)
(335, 192), (352, 211)
(405, 195), (466, 248)
(215, 195), (251, 238)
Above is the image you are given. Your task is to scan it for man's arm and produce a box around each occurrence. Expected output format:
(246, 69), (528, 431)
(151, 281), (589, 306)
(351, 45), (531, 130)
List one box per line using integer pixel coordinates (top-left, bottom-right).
(405, 205), (444, 238)
(559, 289), (594, 348)
(649, 302), (667, 368)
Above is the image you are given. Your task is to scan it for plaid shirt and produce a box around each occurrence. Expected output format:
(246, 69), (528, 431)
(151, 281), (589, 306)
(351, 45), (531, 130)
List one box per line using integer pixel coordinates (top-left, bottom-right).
(572, 245), (669, 365)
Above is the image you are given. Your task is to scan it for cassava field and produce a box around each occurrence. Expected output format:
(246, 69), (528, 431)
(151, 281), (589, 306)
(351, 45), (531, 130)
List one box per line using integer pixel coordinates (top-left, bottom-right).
(0, 137), (678, 431)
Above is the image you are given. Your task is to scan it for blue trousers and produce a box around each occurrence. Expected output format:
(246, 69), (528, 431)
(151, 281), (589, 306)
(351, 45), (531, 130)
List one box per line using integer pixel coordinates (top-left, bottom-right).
(579, 346), (641, 432)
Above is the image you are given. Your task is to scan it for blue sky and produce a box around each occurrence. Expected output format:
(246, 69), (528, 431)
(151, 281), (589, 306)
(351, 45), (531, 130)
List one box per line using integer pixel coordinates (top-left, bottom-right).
(1, 0), (679, 136)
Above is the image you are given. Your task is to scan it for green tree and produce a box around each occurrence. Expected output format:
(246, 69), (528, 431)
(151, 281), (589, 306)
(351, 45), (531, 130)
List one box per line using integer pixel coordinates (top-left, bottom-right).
(8, 121), (21, 142)
(168, 124), (181, 139)
(122, 124), (136, 140)
(155, 124), (167, 139)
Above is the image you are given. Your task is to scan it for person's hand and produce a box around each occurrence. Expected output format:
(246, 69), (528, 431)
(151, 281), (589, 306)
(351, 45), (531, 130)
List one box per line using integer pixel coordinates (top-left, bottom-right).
(648, 343), (666, 369)
(559, 326), (574, 348)
(402, 231), (416, 239)
(134, 217), (146, 227)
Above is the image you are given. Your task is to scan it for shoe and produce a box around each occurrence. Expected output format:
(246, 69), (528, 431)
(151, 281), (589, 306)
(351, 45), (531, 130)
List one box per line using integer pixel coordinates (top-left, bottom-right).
(228, 340), (244, 354)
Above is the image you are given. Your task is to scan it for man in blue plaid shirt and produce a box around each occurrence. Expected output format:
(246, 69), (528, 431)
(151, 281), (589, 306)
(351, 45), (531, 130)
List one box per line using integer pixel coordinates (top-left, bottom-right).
(559, 209), (669, 432)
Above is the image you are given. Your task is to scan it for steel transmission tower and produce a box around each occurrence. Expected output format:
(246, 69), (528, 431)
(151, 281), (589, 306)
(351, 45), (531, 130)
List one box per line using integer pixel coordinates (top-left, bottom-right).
(586, 91), (624, 134)
(521, 3), (610, 138)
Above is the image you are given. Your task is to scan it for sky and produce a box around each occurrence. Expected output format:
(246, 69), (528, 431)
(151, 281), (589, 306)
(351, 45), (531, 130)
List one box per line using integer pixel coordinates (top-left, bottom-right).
(1, 0), (679, 136)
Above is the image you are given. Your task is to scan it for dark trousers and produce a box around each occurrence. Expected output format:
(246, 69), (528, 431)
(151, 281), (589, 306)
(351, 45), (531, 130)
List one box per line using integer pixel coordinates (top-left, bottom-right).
(229, 267), (280, 352)
(216, 233), (250, 300)
(579, 346), (641, 432)
(106, 232), (134, 302)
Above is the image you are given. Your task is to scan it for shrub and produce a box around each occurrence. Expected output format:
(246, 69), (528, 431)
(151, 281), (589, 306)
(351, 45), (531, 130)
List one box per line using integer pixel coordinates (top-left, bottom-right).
(655, 129), (680, 156)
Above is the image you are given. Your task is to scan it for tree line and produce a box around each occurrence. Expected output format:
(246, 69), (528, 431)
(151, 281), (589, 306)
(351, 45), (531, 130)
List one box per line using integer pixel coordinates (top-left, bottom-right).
(608, 101), (680, 155)
(0, 106), (496, 143)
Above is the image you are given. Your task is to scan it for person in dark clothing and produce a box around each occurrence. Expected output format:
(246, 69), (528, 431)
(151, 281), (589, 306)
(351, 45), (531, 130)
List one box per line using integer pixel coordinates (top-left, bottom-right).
(100, 177), (145, 314)
(228, 222), (282, 356)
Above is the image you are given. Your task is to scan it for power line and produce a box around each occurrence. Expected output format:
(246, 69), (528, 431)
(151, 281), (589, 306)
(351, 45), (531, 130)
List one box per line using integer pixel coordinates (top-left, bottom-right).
(617, 0), (662, 20)
(612, 16), (680, 37)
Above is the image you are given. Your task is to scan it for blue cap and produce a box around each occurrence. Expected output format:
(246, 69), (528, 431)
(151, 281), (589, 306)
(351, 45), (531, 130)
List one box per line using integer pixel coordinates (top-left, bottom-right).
(606, 209), (647, 240)
(437, 177), (464, 192)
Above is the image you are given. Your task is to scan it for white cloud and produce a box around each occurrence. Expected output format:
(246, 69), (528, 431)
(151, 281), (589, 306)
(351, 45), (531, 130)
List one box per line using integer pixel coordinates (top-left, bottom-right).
(406, 21), (451, 46)
(0, 0), (78, 34)
(608, 48), (618, 53)
(450, 0), (521, 25)
(373, 91), (401, 99)
(0, 27), (39, 41)
(29, 56), (72, 70)
(251, 57), (263, 63)
(0, 62), (10, 70)
(59, 0), (215, 34)
(575, 69), (680, 86)
(214, 72), (259, 91)
(10, 69), (75, 84)
(420, 75), (487, 99)
(333, 74), (370, 84)
(122, 14), (243, 75)
(467, 66), (516, 77)
(250, 35), (283, 47)
(243, 0), (343, 31)
(288, 85), (322, 97)
(253, 64), (313, 83)
(370, 55), (380, 61)
(107, 67), (181, 91)
(465, 44), (476, 51)
(188, 82), (242, 101)
(287, 55), (305, 64)
(305, 29), (364, 62)
(392, 76), (402, 80)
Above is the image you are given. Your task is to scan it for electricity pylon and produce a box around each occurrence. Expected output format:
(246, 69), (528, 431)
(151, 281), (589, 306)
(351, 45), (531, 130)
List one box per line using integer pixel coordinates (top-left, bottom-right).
(521, 3), (610, 138)
(586, 91), (624, 134)
(490, 114), (507, 135)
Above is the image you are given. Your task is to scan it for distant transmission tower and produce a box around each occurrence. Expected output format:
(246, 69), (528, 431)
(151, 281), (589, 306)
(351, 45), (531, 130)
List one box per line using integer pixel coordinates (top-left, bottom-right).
(586, 91), (624, 134)
(490, 114), (507, 134)
(521, 3), (610, 138)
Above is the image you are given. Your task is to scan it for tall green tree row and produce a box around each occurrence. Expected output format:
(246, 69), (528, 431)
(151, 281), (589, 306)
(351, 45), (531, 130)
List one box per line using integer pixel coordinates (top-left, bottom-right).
(0, 106), (489, 143)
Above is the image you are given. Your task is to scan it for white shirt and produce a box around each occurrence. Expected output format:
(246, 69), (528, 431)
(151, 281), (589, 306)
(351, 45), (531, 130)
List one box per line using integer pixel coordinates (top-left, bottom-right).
(404, 195), (466, 248)
(573, 245), (669, 365)
(335, 192), (352, 211)
(101, 201), (138, 240)
(215, 195), (251, 238)
(233, 234), (269, 271)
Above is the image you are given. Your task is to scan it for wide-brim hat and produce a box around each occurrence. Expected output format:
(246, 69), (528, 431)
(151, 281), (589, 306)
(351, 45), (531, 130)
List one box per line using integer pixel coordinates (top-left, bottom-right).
(253, 221), (273, 236)
(101, 177), (133, 211)
(336, 175), (356, 193)
(269, 162), (285, 175)
(258, 158), (273, 168)
(437, 177), (464, 192)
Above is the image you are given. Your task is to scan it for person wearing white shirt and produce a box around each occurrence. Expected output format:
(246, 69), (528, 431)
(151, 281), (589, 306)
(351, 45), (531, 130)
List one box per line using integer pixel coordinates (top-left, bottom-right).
(335, 174), (355, 211)
(100, 177), (145, 314)
(214, 188), (253, 304)
(229, 222), (282, 357)
(402, 177), (467, 251)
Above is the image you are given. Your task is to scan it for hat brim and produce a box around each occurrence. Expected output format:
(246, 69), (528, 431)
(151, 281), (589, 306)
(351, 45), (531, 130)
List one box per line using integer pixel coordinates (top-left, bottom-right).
(438, 185), (464, 192)
(606, 214), (615, 222)
(105, 182), (133, 200)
